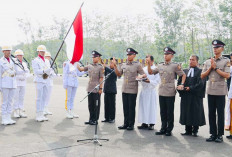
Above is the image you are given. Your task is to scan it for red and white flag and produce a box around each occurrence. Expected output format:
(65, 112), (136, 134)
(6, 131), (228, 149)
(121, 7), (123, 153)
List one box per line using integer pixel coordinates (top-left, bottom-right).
(65, 8), (83, 64)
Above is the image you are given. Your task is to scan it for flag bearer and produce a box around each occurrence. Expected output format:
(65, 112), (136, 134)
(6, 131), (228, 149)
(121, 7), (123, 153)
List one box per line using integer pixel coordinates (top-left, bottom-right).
(32, 45), (53, 122)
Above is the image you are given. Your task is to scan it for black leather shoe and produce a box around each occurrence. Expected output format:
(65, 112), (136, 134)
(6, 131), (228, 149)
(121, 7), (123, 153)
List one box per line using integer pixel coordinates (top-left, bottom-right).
(118, 125), (128, 130)
(226, 135), (232, 139)
(215, 136), (223, 143)
(101, 119), (109, 122)
(89, 121), (97, 125)
(165, 132), (172, 136)
(137, 124), (148, 130)
(127, 126), (134, 130)
(85, 121), (91, 125)
(155, 130), (166, 135)
(181, 132), (192, 136)
(206, 135), (216, 142)
(108, 119), (115, 123)
(148, 125), (154, 130)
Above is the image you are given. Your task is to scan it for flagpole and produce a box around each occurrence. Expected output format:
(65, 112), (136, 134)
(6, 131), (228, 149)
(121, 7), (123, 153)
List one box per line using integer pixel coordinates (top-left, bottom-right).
(50, 2), (84, 67)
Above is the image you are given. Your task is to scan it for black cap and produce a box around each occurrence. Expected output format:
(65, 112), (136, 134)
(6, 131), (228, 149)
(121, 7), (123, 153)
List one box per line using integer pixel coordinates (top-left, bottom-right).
(164, 47), (176, 55)
(126, 48), (138, 55)
(212, 40), (225, 48)
(92, 50), (102, 58)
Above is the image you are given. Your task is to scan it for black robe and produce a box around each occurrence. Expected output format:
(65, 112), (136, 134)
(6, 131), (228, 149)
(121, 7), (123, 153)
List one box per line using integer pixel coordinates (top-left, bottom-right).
(177, 67), (206, 126)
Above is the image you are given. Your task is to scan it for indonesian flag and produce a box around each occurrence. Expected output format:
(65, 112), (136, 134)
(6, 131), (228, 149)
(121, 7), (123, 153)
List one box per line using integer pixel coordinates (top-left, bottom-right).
(65, 8), (83, 64)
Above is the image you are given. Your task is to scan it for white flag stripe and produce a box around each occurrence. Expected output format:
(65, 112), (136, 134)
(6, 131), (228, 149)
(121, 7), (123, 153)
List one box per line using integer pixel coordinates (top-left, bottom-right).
(65, 26), (76, 61)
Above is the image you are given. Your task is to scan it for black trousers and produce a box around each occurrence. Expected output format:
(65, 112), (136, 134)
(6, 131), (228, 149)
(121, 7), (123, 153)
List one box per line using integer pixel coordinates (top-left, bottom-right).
(122, 93), (137, 126)
(185, 125), (199, 133)
(208, 94), (225, 136)
(159, 96), (175, 132)
(104, 93), (116, 120)
(88, 93), (101, 122)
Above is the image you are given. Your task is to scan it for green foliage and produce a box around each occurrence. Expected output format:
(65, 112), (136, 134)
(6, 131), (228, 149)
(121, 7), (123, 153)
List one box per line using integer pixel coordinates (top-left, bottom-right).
(12, 0), (232, 70)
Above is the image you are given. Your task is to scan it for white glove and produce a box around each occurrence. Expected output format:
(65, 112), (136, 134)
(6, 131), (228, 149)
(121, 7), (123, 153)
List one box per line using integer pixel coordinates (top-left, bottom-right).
(44, 68), (52, 75)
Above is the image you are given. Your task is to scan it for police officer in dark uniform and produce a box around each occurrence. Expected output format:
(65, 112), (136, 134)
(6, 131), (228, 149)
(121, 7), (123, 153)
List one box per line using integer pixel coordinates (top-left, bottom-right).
(113, 48), (145, 130)
(77, 51), (104, 125)
(201, 40), (230, 143)
(147, 47), (186, 136)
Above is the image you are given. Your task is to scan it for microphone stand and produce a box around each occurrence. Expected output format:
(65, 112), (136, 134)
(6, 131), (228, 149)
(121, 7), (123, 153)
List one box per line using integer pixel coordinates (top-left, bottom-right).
(77, 69), (115, 146)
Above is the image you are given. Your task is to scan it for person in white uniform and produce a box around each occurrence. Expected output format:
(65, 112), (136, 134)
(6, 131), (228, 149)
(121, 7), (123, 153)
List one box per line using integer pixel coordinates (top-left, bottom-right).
(32, 45), (53, 122)
(43, 51), (56, 115)
(138, 55), (161, 130)
(0, 46), (17, 125)
(13, 49), (30, 118)
(63, 61), (86, 119)
(225, 63), (232, 139)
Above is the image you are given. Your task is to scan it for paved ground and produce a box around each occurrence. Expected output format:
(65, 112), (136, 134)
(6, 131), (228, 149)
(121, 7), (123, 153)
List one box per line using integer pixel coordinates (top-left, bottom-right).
(0, 76), (231, 157)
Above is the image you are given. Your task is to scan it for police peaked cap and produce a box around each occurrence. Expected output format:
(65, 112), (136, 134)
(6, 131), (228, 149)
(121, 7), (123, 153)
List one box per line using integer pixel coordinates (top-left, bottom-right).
(92, 50), (102, 57)
(212, 40), (225, 48)
(164, 47), (176, 55)
(126, 48), (138, 55)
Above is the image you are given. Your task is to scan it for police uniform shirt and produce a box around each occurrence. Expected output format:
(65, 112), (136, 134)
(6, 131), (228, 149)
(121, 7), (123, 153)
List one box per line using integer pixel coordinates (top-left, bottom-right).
(118, 61), (145, 94)
(202, 56), (230, 95)
(84, 63), (104, 93)
(152, 62), (185, 96)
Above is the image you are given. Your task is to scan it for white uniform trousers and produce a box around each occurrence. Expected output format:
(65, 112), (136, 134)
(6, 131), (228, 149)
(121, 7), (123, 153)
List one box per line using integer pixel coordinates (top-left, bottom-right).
(66, 86), (77, 110)
(45, 86), (52, 107)
(35, 82), (48, 112)
(1, 88), (16, 115)
(14, 86), (26, 110)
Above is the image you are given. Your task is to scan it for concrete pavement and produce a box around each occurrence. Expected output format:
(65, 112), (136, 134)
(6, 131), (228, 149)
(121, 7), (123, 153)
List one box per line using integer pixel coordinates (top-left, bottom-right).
(0, 76), (231, 157)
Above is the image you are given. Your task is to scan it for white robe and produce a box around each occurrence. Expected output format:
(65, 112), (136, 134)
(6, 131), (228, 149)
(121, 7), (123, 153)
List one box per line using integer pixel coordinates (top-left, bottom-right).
(138, 65), (161, 124)
(225, 66), (232, 129)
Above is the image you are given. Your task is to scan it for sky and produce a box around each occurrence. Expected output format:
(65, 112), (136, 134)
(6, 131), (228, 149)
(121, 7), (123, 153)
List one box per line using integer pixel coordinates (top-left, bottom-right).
(0, 0), (155, 46)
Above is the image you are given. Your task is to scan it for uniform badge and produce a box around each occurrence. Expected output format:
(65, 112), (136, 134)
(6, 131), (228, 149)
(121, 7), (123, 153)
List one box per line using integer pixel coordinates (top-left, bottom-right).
(227, 61), (230, 67)
(177, 64), (182, 70)
(213, 41), (217, 44)
(165, 48), (168, 51)
(128, 48), (130, 52)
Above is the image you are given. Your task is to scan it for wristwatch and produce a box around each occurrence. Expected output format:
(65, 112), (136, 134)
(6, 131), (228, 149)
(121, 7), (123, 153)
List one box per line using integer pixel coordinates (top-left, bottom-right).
(215, 67), (219, 71)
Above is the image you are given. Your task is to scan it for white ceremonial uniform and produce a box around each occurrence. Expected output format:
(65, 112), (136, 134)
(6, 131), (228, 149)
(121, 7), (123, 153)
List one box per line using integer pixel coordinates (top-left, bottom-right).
(0, 57), (17, 125)
(63, 62), (86, 115)
(32, 56), (51, 121)
(138, 65), (161, 124)
(14, 61), (30, 111)
(225, 66), (232, 130)
(44, 60), (56, 110)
